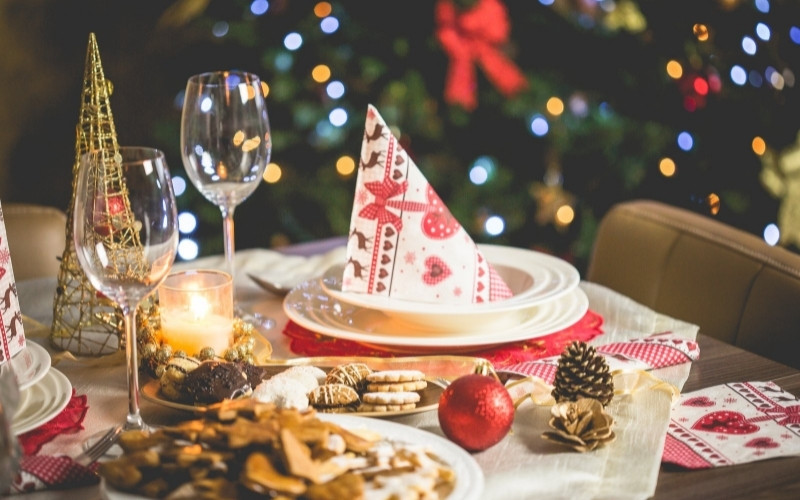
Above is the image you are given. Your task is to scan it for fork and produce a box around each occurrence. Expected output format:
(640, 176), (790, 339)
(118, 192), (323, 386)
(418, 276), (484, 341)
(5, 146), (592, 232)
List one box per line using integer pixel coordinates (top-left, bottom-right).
(72, 425), (123, 466)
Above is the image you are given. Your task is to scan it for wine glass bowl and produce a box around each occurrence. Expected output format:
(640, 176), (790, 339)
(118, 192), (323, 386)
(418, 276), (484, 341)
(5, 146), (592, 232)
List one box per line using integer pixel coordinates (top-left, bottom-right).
(180, 71), (271, 283)
(73, 146), (178, 430)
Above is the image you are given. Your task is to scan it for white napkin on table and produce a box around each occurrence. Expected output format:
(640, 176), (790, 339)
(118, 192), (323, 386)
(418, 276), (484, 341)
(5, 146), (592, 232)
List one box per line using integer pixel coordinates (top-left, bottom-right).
(342, 105), (513, 305)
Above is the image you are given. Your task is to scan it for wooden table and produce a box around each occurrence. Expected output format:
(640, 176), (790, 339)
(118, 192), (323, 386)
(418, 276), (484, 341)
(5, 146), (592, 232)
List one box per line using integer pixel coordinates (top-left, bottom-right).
(653, 335), (800, 499)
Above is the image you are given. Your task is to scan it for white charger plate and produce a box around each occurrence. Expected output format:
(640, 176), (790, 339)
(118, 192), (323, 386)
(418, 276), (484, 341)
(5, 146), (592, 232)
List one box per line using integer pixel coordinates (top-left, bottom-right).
(10, 341), (52, 391)
(103, 413), (484, 500)
(11, 366), (72, 435)
(284, 277), (588, 353)
(320, 244), (580, 331)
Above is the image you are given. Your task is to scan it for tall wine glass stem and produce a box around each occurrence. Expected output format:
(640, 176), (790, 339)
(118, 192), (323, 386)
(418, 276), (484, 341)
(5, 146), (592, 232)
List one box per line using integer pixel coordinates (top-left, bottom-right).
(122, 307), (144, 430)
(221, 207), (236, 283)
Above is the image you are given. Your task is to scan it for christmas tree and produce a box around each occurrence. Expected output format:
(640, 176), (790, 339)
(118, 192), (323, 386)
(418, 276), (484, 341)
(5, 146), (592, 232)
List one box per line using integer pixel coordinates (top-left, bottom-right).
(144, 0), (800, 273)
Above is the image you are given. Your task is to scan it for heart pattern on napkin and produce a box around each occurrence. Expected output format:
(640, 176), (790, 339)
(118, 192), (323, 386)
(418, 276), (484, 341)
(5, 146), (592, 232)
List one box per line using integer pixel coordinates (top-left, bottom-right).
(663, 381), (800, 469)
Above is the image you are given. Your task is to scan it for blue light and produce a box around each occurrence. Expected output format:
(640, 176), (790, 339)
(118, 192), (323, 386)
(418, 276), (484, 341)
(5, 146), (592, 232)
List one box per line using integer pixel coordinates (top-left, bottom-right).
(484, 215), (505, 236)
(284, 32), (303, 51)
(741, 36), (757, 55)
(173, 90), (185, 110)
(677, 131), (694, 151)
(538, 0), (555, 5)
(529, 114), (549, 137)
(326, 80), (345, 99)
(178, 212), (197, 234)
(212, 22), (229, 38)
(790, 26), (800, 45)
(250, 0), (269, 16)
(275, 53), (293, 72)
(730, 65), (747, 86)
(178, 239), (199, 261)
(329, 107), (348, 127)
(756, 22), (771, 41)
(764, 223), (780, 246)
(749, 70), (764, 87)
(320, 16), (339, 34)
(755, 0), (769, 14)
(172, 176), (187, 197)
(469, 166), (489, 185)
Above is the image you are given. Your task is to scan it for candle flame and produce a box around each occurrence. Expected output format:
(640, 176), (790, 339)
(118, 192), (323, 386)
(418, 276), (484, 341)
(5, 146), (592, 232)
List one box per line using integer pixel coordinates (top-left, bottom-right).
(189, 294), (211, 320)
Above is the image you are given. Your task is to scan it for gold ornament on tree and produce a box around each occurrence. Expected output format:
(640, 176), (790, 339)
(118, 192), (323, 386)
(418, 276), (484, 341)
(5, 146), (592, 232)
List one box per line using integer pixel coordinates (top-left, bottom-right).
(551, 341), (614, 406)
(50, 33), (159, 356)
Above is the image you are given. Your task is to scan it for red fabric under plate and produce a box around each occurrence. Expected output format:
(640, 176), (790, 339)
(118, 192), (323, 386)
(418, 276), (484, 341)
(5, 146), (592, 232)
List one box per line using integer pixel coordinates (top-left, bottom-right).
(283, 309), (603, 369)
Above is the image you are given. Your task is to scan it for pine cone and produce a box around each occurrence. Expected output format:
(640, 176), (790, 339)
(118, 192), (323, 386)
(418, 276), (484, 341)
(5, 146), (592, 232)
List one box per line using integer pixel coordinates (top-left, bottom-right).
(551, 341), (614, 406)
(542, 398), (616, 452)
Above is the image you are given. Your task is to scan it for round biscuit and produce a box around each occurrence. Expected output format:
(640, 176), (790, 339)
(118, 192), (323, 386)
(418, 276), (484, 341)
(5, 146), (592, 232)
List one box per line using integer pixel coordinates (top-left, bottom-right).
(366, 380), (427, 392)
(366, 369), (425, 383)
(359, 402), (417, 412)
(362, 391), (421, 405)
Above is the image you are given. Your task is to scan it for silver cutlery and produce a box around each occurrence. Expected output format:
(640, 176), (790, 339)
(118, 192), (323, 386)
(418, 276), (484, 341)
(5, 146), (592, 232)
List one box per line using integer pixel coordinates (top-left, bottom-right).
(73, 425), (122, 467)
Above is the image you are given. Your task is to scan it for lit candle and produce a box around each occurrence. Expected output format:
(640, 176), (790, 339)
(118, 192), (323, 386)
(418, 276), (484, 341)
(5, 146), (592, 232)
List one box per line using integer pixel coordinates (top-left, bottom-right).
(158, 270), (234, 356)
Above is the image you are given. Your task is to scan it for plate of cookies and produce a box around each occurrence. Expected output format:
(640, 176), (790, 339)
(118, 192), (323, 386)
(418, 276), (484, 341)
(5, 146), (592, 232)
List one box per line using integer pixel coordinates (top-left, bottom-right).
(142, 356), (487, 418)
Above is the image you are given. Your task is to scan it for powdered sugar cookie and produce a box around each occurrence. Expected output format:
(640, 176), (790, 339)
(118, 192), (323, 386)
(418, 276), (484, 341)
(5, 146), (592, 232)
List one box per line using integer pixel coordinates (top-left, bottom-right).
(252, 376), (309, 410)
(274, 365), (327, 393)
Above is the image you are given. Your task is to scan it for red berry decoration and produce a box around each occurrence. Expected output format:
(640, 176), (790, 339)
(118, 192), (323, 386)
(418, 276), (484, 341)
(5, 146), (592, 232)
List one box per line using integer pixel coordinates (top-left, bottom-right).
(437, 374), (515, 452)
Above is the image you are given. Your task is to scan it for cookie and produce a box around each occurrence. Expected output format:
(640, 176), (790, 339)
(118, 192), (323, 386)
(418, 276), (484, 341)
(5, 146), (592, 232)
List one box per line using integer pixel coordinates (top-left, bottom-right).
(274, 365), (327, 393)
(366, 379), (428, 392)
(252, 376), (309, 410)
(308, 383), (360, 408)
(358, 402), (418, 412)
(362, 391), (420, 405)
(366, 369), (426, 383)
(325, 363), (373, 391)
(159, 356), (202, 401)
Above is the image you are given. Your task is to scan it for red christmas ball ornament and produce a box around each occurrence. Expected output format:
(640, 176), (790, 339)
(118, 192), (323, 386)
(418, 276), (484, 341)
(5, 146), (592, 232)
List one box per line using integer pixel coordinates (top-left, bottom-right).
(93, 193), (127, 236)
(437, 374), (515, 451)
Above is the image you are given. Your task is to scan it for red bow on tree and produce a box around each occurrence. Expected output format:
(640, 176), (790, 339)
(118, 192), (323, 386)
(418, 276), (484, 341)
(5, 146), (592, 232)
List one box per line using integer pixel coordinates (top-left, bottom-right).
(435, 0), (528, 111)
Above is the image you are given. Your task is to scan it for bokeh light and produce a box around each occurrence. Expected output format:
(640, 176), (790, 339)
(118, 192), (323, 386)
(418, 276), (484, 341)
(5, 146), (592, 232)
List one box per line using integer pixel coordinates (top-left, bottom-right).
(764, 223), (780, 246)
(320, 17), (339, 34)
(212, 22), (229, 38)
(178, 212), (197, 234)
(178, 239), (199, 261)
(756, 22), (771, 41)
(284, 32), (303, 51)
(263, 162), (282, 183)
(312, 64), (331, 82)
(741, 36), (757, 55)
(730, 65), (747, 85)
(677, 131), (694, 151)
(555, 205), (575, 226)
(659, 157), (676, 177)
(546, 97), (565, 116)
(326, 80), (345, 99)
(336, 156), (356, 176)
(693, 24), (709, 41)
(250, 0), (269, 16)
(329, 107), (348, 126)
(484, 215), (505, 236)
(314, 1), (332, 17)
(707, 193), (721, 215)
(172, 176), (187, 197)
(529, 114), (549, 136)
(666, 60), (683, 79)
(751, 136), (767, 155)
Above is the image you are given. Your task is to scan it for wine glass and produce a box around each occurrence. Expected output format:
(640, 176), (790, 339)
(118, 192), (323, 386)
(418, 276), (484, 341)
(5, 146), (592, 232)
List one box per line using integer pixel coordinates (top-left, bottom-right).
(73, 146), (178, 430)
(180, 70), (271, 316)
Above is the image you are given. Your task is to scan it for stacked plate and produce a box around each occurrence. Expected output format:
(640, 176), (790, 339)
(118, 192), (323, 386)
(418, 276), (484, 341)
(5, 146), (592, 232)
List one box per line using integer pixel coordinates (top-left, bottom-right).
(8, 341), (72, 435)
(283, 244), (588, 353)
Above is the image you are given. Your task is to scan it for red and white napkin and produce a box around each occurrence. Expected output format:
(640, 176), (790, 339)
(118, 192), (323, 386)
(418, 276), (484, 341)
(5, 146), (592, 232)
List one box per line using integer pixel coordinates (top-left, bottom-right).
(663, 380), (800, 468)
(502, 333), (700, 383)
(342, 105), (513, 304)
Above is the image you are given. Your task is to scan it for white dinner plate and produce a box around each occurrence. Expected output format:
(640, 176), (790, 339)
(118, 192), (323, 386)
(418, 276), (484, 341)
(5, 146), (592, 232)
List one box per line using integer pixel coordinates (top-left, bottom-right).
(102, 413), (484, 500)
(320, 244), (580, 331)
(11, 366), (72, 435)
(284, 277), (588, 352)
(10, 341), (52, 391)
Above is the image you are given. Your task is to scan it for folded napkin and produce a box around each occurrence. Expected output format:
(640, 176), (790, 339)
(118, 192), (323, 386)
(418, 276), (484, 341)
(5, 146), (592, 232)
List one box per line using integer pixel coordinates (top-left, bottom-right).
(342, 105), (513, 304)
(663, 380), (800, 468)
(283, 309), (604, 367)
(6, 455), (98, 494)
(502, 333), (700, 382)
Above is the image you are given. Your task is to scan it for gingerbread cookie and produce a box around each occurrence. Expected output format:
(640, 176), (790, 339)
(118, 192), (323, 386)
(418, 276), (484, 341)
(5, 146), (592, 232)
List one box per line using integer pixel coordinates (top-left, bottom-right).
(325, 362), (373, 391)
(308, 383), (360, 409)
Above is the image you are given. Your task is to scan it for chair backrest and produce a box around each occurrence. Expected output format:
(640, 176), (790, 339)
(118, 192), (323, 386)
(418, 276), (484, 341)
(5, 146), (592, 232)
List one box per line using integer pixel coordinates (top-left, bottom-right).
(586, 199), (800, 370)
(2, 203), (67, 281)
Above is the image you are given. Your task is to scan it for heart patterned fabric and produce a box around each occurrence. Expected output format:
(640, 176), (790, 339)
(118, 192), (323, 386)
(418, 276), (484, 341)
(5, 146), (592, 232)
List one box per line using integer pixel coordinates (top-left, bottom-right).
(342, 105), (513, 304)
(663, 381), (800, 468)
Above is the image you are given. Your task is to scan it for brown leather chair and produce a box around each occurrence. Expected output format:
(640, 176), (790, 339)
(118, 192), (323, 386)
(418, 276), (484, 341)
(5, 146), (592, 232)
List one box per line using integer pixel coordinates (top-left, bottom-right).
(2, 202), (67, 280)
(586, 199), (800, 369)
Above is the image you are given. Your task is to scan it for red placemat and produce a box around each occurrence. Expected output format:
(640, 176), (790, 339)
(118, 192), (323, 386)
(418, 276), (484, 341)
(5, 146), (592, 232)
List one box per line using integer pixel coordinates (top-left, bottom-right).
(283, 309), (603, 369)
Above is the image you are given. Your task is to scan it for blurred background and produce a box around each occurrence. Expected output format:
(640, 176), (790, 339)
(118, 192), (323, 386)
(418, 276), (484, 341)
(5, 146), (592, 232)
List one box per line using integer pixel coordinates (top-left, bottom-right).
(2, 0), (800, 275)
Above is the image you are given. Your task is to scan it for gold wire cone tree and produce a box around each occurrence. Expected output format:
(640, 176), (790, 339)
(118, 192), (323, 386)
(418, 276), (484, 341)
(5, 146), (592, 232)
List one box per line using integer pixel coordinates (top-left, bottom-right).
(50, 33), (158, 356)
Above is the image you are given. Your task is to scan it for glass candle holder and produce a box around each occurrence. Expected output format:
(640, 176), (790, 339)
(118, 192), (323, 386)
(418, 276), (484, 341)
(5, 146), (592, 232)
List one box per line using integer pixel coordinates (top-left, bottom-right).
(158, 270), (234, 356)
